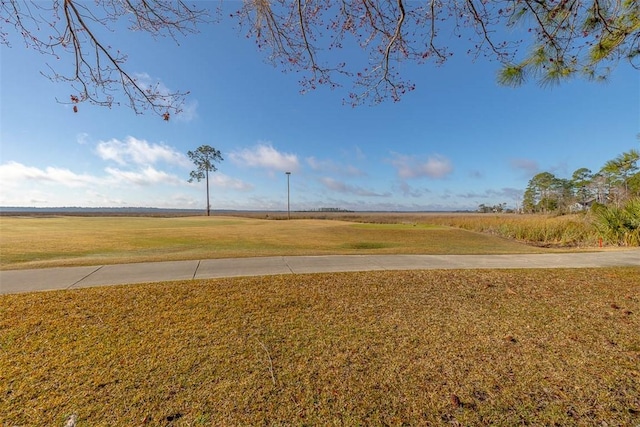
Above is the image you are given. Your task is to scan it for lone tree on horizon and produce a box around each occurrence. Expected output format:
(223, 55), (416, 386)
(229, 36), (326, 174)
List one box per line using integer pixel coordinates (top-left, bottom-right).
(187, 145), (223, 217)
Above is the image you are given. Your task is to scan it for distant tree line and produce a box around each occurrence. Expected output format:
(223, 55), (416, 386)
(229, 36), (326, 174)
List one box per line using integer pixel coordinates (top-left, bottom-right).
(522, 149), (640, 214)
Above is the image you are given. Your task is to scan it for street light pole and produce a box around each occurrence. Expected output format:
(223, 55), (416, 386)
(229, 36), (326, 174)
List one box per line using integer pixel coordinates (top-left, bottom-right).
(285, 171), (291, 220)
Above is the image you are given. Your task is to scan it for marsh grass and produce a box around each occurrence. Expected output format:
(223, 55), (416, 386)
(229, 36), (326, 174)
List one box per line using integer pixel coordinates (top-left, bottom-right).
(1, 269), (639, 425)
(0, 216), (546, 270)
(428, 214), (597, 246)
(240, 212), (602, 247)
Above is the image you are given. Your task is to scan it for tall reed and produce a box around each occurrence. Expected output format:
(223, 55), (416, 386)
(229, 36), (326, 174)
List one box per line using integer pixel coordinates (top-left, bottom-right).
(422, 214), (598, 247)
(256, 207), (639, 247)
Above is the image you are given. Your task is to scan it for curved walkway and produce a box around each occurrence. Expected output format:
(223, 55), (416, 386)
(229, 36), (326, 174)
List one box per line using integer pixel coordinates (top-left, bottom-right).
(1, 250), (639, 295)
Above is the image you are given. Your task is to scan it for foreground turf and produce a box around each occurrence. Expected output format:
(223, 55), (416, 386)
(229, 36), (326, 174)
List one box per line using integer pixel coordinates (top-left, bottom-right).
(2, 269), (639, 426)
(0, 216), (547, 270)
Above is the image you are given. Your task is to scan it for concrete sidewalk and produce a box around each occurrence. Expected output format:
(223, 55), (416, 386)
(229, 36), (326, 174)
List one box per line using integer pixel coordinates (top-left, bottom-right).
(1, 250), (639, 295)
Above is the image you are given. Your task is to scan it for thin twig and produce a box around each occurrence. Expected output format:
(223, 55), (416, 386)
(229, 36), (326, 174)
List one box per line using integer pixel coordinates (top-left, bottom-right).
(257, 339), (276, 385)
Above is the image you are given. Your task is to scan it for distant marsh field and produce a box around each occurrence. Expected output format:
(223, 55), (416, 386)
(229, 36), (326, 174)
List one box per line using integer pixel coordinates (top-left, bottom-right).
(0, 215), (550, 270)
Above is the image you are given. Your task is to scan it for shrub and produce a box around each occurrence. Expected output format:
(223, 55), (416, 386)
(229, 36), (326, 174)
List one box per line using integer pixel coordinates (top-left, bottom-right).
(592, 198), (640, 246)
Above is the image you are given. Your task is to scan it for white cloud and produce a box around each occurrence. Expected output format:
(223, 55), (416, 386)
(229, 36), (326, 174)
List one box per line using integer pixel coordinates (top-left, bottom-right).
(229, 143), (299, 172)
(133, 73), (198, 122)
(306, 157), (365, 177)
(96, 136), (190, 167)
(176, 100), (199, 122)
(307, 157), (326, 171)
(457, 187), (523, 201)
(320, 177), (389, 197)
(337, 146), (366, 162)
(0, 141), (254, 207)
(393, 181), (428, 198)
(76, 132), (90, 145)
(499, 187), (524, 201)
(354, 147), (366, 161)
(0, 161), (98, 188)
(390, 153), (453, 179)
(469, 170), (484, 179)
(510, 158), (539, 175)
(209, 173), (254, 191)
(105, 166), (185, 186)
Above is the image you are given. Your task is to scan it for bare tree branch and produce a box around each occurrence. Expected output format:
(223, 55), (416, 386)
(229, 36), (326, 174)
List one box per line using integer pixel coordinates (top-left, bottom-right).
(1, 0), (637, 112)
(1, 0), (207, 116)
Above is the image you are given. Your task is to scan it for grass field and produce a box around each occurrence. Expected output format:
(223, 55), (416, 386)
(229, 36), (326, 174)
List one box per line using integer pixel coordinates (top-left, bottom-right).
(1, 269), (639, 426)
(0, 215), (551, 270)
(2, 214), (638, 425)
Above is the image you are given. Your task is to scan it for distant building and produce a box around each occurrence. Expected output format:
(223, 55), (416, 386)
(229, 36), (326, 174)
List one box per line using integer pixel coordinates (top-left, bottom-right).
(569, 199), (595, 212)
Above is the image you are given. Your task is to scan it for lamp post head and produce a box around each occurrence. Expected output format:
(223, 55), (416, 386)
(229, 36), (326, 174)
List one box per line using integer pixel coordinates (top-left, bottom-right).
(286, 171), (291, 175)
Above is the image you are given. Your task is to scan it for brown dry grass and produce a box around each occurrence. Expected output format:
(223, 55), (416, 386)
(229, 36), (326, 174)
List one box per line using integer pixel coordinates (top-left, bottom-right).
(249, 211), (600, 247)
(2, 268), (639, 426)
(0, 216), (547, 270)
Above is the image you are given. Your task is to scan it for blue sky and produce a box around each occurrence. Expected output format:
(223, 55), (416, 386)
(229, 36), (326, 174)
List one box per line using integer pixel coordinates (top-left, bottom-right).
(1, 4), (638, 211)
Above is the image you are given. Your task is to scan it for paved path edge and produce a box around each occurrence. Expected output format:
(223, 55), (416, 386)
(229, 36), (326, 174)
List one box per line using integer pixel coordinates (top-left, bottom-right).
(1, 251), (638, 295)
